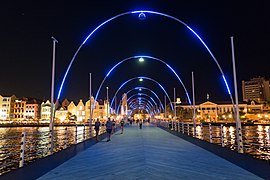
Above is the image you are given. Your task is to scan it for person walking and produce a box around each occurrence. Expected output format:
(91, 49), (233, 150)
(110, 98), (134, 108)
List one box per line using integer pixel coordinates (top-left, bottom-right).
(139, 119), (143, 129)
(94, 118), (101, 141)
(106, 118), (113, 142)
(112, 119), (116, 134)
(120, 119), (125, 134)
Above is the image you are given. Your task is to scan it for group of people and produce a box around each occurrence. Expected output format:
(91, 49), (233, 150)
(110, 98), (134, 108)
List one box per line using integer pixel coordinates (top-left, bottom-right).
(94, 118), (125, 142)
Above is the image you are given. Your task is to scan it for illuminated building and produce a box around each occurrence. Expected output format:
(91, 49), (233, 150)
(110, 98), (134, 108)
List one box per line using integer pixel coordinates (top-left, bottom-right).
(0, 95), (17, 120)
(242, 77), (270, 103)
(13, 99), (27, 120)
(55, 107), (68, 123)
(67, 101), (76, 116)
(40, 100), (51, 120)
(76, 99), (85, 122)
(181, 101), (263, 122)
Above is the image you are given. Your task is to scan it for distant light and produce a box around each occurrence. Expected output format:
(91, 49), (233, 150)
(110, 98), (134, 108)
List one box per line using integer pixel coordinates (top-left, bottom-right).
(139, 78), (143, 82)
(139, 57), (144, 62)
(138, 12), (146, 20)
(139, 88), (142, 91)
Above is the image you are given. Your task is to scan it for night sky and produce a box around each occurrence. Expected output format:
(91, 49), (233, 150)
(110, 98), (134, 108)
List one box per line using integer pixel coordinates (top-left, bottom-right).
(1, 1), (269, 104)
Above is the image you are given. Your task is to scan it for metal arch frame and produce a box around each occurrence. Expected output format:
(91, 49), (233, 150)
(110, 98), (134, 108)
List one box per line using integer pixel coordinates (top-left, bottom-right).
(114, 86), (164, 114)
(94, 55), (191, 107)
(129, 98), (159, 115)
(56, 10), (234, 106)
(110, 76), (174, 111)
(128, 99), (153, 115)
(128, 93), (157, 108)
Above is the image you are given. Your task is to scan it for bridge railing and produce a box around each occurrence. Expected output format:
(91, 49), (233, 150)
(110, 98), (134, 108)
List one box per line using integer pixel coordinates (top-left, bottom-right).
(0, 125), (106, 175)
(158, 120), (270, 160)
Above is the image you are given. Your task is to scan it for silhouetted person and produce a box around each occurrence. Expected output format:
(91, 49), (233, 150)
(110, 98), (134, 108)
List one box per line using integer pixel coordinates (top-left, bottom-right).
(106, 118), (113, 142)
(94, 119), (101, 141)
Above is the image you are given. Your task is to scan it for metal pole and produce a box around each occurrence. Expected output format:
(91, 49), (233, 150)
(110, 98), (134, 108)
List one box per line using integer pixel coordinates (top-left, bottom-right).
(164, 95), (166, 120)
(192, 72), (196, 137)
(49, 36), (57, 154)
(231, 36), (243, 153)
(89, 73), (92, 135)
(174, 88), (176, 129)
(106, 87), (109, 118)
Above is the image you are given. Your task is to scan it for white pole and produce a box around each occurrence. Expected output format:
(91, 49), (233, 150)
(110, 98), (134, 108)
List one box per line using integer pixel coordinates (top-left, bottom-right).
(89, 73), (92, 135)
(174, 88), (176, 128)
(164, 95), (166, 120)
(192, 71), (196, 137)
(49, 36), (57, 154)
(231, 36), (243, 153)
(106, 87), (109, 118)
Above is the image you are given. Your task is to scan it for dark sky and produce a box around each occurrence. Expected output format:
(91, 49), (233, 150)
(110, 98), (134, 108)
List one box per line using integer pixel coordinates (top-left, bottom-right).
(1, 1), (269, 105)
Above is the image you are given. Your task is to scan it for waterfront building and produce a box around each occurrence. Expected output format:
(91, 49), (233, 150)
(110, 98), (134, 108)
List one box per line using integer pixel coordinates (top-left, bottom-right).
(13, 99), (27, 120)
(242, 77), (270, 103)
(180, 101), (263, 122)
(55, 107), (68, 123)
(67, 101), (76, 118)
(76, 99), (85, 122)
(0, 95), (17, 120)
(61, 98), (70, 110)
(40, 100), (51, 120)
(25, 99), (41, 120)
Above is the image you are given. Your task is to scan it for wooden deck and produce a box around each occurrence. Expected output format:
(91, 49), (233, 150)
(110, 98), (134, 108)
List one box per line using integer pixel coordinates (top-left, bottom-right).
(36, 123), (261, 179)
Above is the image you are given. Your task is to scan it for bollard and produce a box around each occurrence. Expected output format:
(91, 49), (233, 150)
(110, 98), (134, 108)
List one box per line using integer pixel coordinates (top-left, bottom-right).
(19, 131), (26, 168)
(209, 123), (213, 143)
(65, 127), (68, 149)
(200, 123), (204, 140)
(187, 123), (190, 136)
(221, 124), (224, 147)
(182, 122), (184, 134)
(178, 122), (180, 133)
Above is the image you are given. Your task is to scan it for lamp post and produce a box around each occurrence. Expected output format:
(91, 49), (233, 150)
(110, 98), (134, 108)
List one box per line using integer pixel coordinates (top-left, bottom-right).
(231, 36), (243, 153)
(89, 73), (92, 135)
(49, 36), (58, 154)
(192, 72), (196, 137)
(106, 87), (109, 118)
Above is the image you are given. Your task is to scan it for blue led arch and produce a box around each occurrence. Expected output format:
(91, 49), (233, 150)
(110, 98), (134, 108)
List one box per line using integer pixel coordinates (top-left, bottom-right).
(56, 10), (234, 105)
(114, 86), (164, 115)
(95, 55), (191, 107)
(110, 76), (174, 111)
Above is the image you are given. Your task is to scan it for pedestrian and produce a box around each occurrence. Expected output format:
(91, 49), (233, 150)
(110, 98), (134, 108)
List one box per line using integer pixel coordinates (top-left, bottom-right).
(106, 118), (113, 142)
(120, 119), (125, 134)
(139, 119), (142, 129)
(94, 118), (101, 141)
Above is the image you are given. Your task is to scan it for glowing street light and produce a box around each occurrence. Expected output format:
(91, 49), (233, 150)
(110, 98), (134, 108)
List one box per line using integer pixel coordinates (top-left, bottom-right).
(139, 57), (144, 62)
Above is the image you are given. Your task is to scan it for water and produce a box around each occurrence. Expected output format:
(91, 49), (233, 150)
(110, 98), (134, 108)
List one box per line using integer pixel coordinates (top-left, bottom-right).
(0, 125), (105, 175)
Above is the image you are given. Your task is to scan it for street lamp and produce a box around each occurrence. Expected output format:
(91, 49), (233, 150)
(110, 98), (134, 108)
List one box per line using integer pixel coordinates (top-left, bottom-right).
(106, 87), (109, 118)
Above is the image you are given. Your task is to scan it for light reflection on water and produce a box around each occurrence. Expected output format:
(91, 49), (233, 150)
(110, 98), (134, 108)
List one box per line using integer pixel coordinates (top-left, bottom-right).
(0, 125), (105, 175)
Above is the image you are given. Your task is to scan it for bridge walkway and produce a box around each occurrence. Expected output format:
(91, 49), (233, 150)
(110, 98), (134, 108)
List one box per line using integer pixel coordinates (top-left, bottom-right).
(37, 123), (261, 180)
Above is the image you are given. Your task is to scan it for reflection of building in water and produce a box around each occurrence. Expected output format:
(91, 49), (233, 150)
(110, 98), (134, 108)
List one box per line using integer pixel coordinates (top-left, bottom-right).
(181, 101), (263, 122)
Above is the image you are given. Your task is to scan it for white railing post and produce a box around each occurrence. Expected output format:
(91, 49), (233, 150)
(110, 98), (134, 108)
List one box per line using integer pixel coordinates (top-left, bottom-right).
(19, 131), (26, 168)
(187, 123), (190, 136)
(268, 128), (270, 143)
(200, 123), (204, 140)
(83, 124), (86, 140)
(48, 130), (54, 155)
(209, 123), (213, 143)
(182, 122), (184, 134)
(65, 127), (68, 149)
(221, 124), (224, 147)
(75, 125), (78, 144)
(178, 122), (180, 132)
